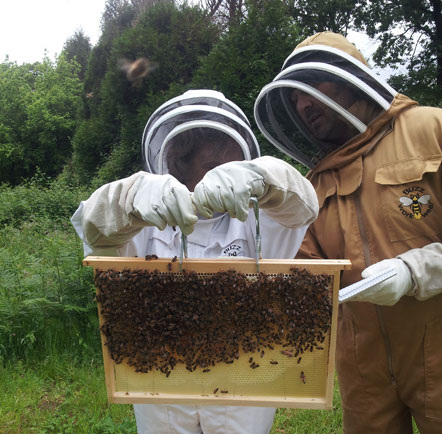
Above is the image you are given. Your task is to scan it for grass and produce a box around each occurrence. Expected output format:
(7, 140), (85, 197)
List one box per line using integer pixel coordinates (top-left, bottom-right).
(0, 356), (136, 434)
(271, 383), (343, 433)
(0, 356), (344, 434)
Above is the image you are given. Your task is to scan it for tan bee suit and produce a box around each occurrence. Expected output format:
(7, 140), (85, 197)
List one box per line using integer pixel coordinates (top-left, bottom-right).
(298, 85), (442, 432)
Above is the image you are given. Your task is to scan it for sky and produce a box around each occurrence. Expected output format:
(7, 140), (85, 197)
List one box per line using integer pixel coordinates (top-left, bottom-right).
(0, 0), (107, 64)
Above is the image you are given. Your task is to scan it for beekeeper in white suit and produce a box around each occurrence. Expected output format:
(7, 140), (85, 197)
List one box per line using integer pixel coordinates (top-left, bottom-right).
(71, 89), (319, 434)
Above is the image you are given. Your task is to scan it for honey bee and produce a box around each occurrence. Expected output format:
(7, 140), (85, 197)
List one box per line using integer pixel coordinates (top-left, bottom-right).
(145, 254), (158, 260)
(118, 57), (159, 86)
(300, 371), (306, 384)
(399, 194), (430, 219)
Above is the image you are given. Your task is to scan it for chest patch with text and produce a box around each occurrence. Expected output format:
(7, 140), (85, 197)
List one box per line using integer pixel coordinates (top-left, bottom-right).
(221, 244), (243, 256)
(398, 186), (433, 220)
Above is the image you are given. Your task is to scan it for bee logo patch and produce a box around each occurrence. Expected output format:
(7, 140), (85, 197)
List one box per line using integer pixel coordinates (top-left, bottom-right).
(399, 187), (433, 220)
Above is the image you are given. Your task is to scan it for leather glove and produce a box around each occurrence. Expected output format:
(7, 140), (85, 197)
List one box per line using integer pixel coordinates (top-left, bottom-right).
(352, 258), (413, 306)
(133, 174), (198, 235)
(192, 156), (318, 227)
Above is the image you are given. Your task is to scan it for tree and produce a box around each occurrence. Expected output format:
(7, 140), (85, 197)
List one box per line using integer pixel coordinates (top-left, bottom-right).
(353, 0), (442, 104)
(63, 30), (92, 81)
(100, 0), (137, 35)
(288, 0), (358, 37)
(192, 0), (303, 157)
(201, 0), (246, 29)
(0, 62), (28, 183)
(71, 1), (220, 184)
(0, 57), (82, 185)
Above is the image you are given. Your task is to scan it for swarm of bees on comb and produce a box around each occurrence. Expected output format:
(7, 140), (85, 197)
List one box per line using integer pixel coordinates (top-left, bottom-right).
(95, 267), (332, 377)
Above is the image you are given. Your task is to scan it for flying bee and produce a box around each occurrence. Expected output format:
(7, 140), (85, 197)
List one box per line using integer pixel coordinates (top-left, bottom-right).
(118, 57), (159, 87)
(399, 194), (431, 219)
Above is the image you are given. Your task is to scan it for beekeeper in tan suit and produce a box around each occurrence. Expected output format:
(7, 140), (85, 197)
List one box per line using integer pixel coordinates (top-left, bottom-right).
(255, 32), (442, 434)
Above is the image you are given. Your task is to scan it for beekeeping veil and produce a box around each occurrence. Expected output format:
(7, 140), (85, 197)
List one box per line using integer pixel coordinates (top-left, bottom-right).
(142, 89), (260, 175)
(254, 32), (397, 169)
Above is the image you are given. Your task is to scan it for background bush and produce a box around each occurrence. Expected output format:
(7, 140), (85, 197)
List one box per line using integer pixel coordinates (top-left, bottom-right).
(0, 177), (98, 363)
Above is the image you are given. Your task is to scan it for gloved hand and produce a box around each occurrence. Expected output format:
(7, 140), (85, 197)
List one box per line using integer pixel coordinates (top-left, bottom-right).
(352, 258), (413, 306)
(192, 160), (265, 221)
(133, 173), (198, 235)
(192, 156), (318, 227)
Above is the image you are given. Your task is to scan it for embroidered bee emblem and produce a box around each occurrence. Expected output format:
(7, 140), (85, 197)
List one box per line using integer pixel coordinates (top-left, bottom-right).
(399, 189), (432, 220)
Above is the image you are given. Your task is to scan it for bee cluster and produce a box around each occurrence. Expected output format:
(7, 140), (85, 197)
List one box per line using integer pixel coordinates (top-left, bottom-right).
(95, 267), (332, 377)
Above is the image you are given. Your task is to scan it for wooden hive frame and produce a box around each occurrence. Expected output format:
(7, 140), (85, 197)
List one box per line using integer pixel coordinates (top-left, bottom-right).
(84, 256), (351, 409)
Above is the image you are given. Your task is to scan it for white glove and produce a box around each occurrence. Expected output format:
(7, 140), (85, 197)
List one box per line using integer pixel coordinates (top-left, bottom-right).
(133, 174), (198, 235)
(353, 258), (413, 306)
(192, 160), (264, 221)
(192, 156), (318, 227)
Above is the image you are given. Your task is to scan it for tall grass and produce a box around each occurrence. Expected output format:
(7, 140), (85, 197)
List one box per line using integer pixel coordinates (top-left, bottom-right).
(0, 175), (99, 363)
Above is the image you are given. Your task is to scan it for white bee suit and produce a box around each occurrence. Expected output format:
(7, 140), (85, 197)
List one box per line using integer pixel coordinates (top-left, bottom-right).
(71, 89), (318, 434)
(72, 199), (307, 434)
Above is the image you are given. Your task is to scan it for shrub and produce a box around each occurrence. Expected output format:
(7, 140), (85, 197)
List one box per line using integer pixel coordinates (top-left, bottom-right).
(0, 178), (98, 362)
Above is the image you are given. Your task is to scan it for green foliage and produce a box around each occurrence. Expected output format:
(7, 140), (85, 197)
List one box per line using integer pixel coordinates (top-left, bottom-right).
(353, 0), (442, 97)
(101, 0), (138, 36)
(63, 30), (92, 81)
(288, 0), (357, 37)
(0, 178), (97, 362)
(0, 172), (89, 227)
(79, 0), (139, 120)
(81, 43), (112, 119)
(192, 0), (303, 157)
(388, 60), (442, 107)
(0, 56), (82, 185)
(91, 121), (143, 188)
(71, 117), (117, 182)
(72, 2), (220, 185)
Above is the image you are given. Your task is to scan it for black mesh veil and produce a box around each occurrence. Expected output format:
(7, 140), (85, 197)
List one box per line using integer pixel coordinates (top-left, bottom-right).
(254, 44), (397, 168)
(142, 90), (260, 174)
